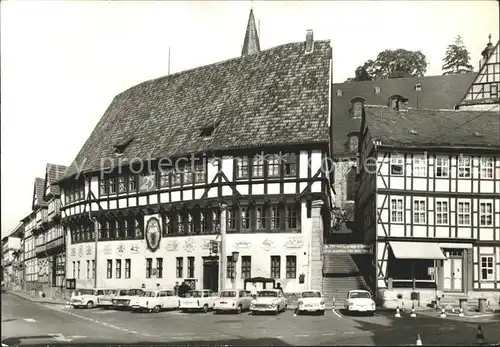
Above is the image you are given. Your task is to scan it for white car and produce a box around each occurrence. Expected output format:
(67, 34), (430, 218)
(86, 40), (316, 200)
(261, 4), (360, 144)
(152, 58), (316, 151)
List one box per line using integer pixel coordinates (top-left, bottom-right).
(112, 288), (144, 310)
(130, 289), (179, 313)
(214, 289), (252, 314)
(179, 290), (217, 313)
(345, 290), (376, 315)
(296, 290), (325, 315)
(70, 288), (106, 309)
(96, 289), (120, 308)
(250, 289), (287, 315)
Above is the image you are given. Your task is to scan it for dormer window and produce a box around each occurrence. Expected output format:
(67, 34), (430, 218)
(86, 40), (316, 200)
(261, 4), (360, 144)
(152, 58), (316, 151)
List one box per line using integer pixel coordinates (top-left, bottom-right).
(374, 87), (381, 94)
(348, 134), (359, 152)
(200, 121), (220, 138)
(388, 95), (408, 111)
(336, 89), (343, 97)
(415, 84), (422, 92)
(350, 97), (364, 119)
(114, 137), (134, 156)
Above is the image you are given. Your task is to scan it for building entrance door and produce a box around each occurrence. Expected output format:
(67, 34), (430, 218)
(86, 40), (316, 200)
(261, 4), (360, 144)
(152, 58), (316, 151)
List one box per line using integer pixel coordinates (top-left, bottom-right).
(443, 250), (464, 292)
(203, 257), (219, 293)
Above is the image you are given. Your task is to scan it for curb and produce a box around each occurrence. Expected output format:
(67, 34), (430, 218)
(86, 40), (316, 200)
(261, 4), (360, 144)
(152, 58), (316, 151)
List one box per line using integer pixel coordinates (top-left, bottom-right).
(6, 291), (67, 306)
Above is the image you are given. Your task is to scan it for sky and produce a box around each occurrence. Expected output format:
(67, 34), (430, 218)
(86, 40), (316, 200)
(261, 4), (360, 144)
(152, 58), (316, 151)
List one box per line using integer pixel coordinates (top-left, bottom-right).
(1, 0), (499, 237)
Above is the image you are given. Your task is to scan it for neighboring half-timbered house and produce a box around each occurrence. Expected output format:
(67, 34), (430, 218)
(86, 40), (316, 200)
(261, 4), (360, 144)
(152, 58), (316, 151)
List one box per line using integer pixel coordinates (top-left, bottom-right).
(457, 35), (500, 112)
(21, 211), (37, 291)
(357, 101), (500, 308)
(57, 11), (332, 294)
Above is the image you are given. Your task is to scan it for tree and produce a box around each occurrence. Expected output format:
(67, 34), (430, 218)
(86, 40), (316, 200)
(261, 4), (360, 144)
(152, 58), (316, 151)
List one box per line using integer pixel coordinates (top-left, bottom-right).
(442, 35), (474, 75)
(346, 49), (428, 82)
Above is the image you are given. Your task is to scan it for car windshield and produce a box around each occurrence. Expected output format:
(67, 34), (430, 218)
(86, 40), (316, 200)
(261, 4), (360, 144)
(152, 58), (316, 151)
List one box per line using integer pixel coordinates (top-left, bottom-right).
(350, 291), (371, 299)
(220, 291), (237, 298)
(185, 291), (202, 298)
(258, 291), (277, 298)
(105, 289), (119, 295)
(302, 291), (321, 298)
(142, 291), (156, 297)
(77, 289), (94, 295)
(119, 289), (133, 296)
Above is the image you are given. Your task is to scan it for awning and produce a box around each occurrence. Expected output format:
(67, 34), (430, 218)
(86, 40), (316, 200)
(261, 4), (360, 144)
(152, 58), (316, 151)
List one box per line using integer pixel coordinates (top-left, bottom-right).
(389, 241), (447, 260)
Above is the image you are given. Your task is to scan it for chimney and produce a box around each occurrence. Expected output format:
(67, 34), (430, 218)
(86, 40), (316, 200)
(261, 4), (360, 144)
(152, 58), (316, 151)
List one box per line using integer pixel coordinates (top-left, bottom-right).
(305, 29), (314, 54)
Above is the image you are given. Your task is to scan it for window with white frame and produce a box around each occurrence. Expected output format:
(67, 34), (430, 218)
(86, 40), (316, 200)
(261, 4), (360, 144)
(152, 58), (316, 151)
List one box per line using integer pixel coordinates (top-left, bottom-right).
(390, 198), (404, 223)
(435, 200), (449, 225)
(435, 156), (449, 177)
(412, 155), (427, 177)
(479, 202), (493, 226)
(457, 156), (472, 178)
(480, 157), (493, 179)
(457, 201), (471, 226)
(413, 198), (426, 224)
(480, 255), (494, 281)
(390, 155), (404, 175)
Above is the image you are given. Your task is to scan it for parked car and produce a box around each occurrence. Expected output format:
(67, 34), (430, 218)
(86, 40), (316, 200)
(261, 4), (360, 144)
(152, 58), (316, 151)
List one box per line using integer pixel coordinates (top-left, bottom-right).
(296, 290), (325, 315)
(130, 289), (179, 313)
(96, 289), (120, 308)
(250, 289), (287, 315)
(179, 289), (217, 313)
(344, 290), (375, 315)
(112, 289), (144, 310)
(214, 289), (252, 314)
(70, 288), (106, 309)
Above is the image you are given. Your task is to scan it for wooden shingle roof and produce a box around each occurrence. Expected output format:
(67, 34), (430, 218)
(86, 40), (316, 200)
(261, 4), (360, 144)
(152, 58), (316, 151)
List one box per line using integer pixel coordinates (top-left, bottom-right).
(33, 177), (47, 209)
(363, 105), (500, 149)
(63, 40), (331, 179)
(44, 163), (68, 197)
(332, 73), (477, 155)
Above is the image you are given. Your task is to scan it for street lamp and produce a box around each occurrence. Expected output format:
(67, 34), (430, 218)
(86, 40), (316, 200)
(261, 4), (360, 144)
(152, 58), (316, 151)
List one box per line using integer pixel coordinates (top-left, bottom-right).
(232, 251), (239, 289)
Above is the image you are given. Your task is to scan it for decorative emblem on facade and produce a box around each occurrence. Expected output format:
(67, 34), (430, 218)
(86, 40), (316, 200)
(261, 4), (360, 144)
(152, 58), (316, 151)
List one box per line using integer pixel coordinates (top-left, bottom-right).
(117, 244), (125, 256)
(130, 244), (140, 254)
(78, 246), (83, 257)
(85, 246), (92, 256)
(233, 240), (252, 249)
(261, 238), (275, 251)
(184, 238), (196, 252)
(145, 217), (161, 253)
(103, 245), (112, 255)
(165, 241), (179, 252)
(70, 248), (76, 257)
(201, 240), (211, 250)
(284, 238), (304, 249)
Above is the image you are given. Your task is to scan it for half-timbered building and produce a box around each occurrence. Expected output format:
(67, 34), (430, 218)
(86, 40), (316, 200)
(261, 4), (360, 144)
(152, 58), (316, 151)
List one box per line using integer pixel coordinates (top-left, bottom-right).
(58, 11), (332, 294)
(457, 35), (500, 112)
(21, 211), (37, 291)
(357, 101), (500, 308)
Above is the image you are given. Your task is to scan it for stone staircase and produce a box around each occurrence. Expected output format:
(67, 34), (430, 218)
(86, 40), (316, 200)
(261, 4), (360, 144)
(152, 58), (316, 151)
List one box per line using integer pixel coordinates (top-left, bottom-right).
(322, 253), (371, 308)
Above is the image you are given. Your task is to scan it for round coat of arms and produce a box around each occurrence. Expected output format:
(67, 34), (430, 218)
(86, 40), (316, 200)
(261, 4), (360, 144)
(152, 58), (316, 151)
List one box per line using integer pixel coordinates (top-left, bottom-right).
(145, 217), (161, 253)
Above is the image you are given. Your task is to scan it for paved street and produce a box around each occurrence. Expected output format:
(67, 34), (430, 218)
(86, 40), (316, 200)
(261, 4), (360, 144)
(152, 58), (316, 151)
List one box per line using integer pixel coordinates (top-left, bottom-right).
(2, 292), (500, 346)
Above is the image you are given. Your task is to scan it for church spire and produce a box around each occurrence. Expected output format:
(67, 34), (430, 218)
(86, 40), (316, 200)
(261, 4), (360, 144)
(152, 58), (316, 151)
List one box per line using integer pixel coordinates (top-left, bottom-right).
(241, 9), (260, 56)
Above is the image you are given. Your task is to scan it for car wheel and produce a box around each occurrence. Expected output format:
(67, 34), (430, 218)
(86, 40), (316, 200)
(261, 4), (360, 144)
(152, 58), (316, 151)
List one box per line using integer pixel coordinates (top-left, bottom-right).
(87, 301), (94, 309)
(320, 310), (325, 316)
(153, 305), (161, 313)
(202, 304), (209, 313)
(275, 307), (279, 315)
(236, 305), (242, 314)
(368, 311), (374, 317)
(214, 310), (219, 315)
(252, 311), (257, 316)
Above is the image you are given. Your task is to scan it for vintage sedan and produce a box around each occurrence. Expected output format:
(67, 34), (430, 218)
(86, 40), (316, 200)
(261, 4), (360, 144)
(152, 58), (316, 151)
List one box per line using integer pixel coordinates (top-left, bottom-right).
(130, 289), (179, 313)
(69, 288), (106, 309)
(344, 290), (376, 315)
(296, 290), (325, 315)
(179, 290), (217, 313)
(214, 289), (252, 314)
(112, 289), (144, 310)
(250, 289), (287, 315)
(96, 289), (121, 308)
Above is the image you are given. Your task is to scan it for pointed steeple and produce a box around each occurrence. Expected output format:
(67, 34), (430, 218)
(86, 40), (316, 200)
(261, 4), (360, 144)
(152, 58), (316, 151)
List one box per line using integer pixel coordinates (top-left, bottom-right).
(241, 9), (260, 56)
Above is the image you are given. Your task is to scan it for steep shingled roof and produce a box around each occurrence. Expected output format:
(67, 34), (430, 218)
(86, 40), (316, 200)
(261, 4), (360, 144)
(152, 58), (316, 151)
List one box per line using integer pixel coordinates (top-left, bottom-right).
(33, 177), (47, 209)
(62, 40), (331, 179)
(362, 105), (500, 149)
(44, 163), (68, 198)
(332, 73), (477, 155)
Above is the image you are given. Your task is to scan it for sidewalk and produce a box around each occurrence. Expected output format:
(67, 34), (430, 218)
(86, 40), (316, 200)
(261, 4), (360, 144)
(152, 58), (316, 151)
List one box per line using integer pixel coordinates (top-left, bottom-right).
(6, 290), (67, 305)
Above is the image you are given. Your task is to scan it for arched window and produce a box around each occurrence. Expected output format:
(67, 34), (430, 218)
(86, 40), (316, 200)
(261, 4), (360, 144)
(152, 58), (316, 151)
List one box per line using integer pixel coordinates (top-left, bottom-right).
(350, 97), (365, 118)
(346, 166), (357, 201)
(388, 95), (408, 110)
(348, 134), (359, 152)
